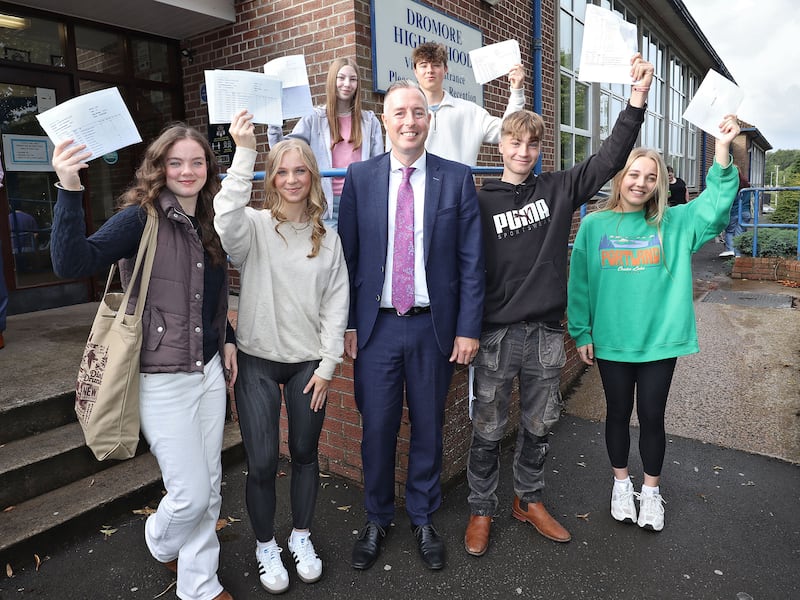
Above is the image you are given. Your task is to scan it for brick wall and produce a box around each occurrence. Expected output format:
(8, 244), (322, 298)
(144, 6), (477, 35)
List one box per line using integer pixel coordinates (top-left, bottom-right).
(732, 257), (800, 284)
(185, 0), (573, 499)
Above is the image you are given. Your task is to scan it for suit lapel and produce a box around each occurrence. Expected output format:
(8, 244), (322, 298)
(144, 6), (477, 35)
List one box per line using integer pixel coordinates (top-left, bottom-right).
(369, 154), (391, 263)
(423, 154), (442, 263)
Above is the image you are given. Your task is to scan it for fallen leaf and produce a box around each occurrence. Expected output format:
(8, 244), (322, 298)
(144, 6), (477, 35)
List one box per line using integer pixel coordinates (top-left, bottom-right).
(713, 466), (723, 471)
(337, 505), (352, 511)
(6, 563), (12, 577)
(100, 526), (118, 538)
(576, 512), (590, 521)
(34, 554), (41, 571)
(215, 519), (229, 531)
(88, 479), (95, 487)
(277, 470), (287, 478)
(576, 462), (586, 468)
(132, 507), (157, 516)
(2, 505), (14, 513)
(319, 473), (331, 478)
(226, 516), (241, 523)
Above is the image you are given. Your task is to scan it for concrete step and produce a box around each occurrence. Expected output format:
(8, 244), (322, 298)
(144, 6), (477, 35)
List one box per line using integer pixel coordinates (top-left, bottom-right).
(0, 420), (242, 561)
(0, 392), (77, 445)
(0, 422), (117, 509)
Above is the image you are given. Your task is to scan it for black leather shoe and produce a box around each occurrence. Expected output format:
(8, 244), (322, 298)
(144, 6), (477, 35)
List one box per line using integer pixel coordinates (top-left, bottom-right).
(352, 521), (386, 570)
(412, 524), (445, 570)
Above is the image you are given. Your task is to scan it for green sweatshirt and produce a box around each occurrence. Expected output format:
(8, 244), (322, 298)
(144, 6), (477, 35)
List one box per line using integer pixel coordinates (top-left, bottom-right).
(567, 160), (739, 362)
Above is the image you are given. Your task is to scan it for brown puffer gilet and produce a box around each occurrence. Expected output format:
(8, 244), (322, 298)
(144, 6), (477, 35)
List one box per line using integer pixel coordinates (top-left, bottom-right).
(118, 190), (228, 374)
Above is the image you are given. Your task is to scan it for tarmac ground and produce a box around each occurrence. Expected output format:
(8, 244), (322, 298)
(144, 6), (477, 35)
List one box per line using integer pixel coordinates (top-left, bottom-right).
(1, 240), (798, 599)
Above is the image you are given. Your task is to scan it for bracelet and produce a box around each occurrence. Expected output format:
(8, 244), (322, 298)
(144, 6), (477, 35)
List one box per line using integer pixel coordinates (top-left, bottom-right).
(632, 86), (650, 93)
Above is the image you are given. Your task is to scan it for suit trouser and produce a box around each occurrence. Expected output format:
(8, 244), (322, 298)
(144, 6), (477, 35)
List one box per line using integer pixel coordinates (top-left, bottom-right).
(354, 311), (454, 527)
(140, 355), (227, 600)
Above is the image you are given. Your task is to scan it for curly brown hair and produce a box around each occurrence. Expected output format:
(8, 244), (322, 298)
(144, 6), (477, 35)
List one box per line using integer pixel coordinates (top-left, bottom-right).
(118, 124), (226, 267)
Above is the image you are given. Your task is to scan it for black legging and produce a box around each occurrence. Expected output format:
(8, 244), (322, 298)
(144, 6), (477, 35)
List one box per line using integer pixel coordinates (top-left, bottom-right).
(596, 358), (677, 477)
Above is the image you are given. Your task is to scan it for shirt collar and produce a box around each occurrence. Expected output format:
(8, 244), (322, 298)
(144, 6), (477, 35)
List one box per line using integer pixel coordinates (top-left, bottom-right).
(389, 152), (427, 176)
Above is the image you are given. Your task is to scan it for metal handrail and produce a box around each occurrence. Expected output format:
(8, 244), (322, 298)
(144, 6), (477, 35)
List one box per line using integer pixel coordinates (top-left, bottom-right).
(737, 186), (800, 260)
(244, 166), (505, 181)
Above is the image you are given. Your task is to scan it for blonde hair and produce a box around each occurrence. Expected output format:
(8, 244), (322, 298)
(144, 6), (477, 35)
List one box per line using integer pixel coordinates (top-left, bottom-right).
(501, 110), (545, 141)
(325, 57), (364, 151)
(264, 139), (327, 258)
(602, 147), (668, 228)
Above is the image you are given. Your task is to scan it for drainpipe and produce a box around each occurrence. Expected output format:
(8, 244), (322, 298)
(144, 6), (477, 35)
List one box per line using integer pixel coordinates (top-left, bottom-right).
(532, 0), (542, 174)
(700, 131), (707, 190)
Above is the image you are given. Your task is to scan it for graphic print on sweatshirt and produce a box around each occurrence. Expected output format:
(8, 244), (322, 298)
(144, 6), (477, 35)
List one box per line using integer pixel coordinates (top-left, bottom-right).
(598, 233), (662, 271)
(491, 197), (551, 239)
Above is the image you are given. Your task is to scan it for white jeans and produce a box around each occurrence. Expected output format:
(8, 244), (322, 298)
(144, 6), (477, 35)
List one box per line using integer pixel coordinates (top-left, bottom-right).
(140, 354), (227, 600)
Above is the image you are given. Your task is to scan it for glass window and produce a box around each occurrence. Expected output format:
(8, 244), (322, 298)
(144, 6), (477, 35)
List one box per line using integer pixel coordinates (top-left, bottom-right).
(559, 0), (591, 169)
(132, 38), (171, 83)
(0, 13), (64, 67)
(75, 26), (124, 74)
(134, 88), (174, 143)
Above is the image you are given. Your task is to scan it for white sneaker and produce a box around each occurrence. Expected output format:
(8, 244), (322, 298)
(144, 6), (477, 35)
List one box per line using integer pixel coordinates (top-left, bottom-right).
(256, 544), (289, 594)
(637, 492), (666, 531)
(288, 532), (323, 584)
(610, 480), (638, 524)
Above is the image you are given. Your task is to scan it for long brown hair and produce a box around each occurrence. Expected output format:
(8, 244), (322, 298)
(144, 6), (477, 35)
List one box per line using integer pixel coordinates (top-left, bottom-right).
(264, 139), (326, 258)
(118, 124), (226, 267)
(325, 57), (364, 151)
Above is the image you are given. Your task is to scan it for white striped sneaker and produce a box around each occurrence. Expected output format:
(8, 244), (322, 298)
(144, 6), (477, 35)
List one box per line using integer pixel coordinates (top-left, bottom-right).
(288, 533), (322, 584)
(256, 543), (289, 594)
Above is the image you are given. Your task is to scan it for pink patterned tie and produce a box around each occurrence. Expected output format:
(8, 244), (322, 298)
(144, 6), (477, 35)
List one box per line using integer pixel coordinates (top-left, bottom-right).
(392, 166), (415, 315)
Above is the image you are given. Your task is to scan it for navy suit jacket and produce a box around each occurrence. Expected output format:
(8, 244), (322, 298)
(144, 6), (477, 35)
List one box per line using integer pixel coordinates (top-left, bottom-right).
(338, 152), (484, 356)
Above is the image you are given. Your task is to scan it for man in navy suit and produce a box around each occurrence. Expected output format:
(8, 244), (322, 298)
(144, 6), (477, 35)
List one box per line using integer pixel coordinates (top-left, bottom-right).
(338, 80), (484, 571)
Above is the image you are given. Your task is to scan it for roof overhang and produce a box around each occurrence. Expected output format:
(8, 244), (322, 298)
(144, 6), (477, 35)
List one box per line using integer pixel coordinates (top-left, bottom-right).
(639, 0), (735, 81)
(4, 0), (235, 40)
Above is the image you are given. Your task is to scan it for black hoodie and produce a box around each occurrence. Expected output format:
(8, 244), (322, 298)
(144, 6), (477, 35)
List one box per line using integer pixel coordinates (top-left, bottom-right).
(478, 102), (645, 326)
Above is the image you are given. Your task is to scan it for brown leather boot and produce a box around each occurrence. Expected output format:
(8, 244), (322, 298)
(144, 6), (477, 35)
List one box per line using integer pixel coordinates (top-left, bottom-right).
(161, 559), (177, 573)
(464, 515), (491, 556)
(512, 496), (571, 542)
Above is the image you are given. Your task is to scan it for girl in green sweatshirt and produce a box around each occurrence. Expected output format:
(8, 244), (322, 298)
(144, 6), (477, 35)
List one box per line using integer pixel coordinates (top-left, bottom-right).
(567, 114), (741, 532)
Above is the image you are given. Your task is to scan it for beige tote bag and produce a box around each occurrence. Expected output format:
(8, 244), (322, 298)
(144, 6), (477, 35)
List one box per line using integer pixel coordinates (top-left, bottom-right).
(75, 206), (158, 460)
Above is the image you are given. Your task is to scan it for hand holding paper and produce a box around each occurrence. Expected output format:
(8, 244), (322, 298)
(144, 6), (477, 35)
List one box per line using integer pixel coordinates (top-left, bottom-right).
(36, 88), (142, 160)
(682, 70), (744, 139)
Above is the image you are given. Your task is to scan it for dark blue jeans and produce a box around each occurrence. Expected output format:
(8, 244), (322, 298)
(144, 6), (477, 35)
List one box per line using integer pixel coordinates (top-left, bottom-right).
(234, 351), (326, 542)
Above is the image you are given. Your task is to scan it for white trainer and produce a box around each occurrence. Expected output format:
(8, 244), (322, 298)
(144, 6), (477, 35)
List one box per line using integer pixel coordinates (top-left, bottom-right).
(256, 544), (289, 594)
(288, 533), (323, 584)
(637, 492), (666, 531)
(610, 480), (638, 524)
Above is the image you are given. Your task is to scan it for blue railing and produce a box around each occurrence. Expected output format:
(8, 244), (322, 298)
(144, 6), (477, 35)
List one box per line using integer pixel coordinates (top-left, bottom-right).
(737, 186), (800, 260)
(247, 166), (505, 181)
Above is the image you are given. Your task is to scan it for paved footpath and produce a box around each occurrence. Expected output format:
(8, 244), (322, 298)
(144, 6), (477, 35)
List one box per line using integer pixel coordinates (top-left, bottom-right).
(1, 240), (798, 599)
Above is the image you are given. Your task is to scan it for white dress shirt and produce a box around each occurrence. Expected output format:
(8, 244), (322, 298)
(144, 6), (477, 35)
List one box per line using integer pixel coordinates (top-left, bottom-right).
(381, 152), (430, 308)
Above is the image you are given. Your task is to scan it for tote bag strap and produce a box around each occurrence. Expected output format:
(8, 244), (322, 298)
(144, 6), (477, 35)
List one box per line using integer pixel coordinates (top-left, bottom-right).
(114, 205), (159, 324)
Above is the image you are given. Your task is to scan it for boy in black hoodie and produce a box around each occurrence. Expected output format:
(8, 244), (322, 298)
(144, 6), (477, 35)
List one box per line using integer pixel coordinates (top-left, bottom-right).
(463, 53), (653, 557)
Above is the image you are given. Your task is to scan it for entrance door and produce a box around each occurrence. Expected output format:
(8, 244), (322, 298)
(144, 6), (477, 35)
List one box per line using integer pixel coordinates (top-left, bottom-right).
(0, 68), (82, 311)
